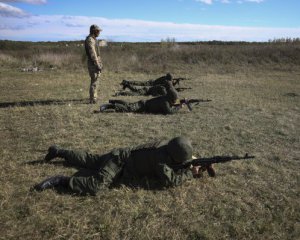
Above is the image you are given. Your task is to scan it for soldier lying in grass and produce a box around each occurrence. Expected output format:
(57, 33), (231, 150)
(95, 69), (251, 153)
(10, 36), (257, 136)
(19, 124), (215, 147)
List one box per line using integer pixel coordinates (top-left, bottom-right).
(32, 137), (214, 195)
(118, 73), (191, 97)
(115, 83), (191, 97)
(120, 73), (173, 87)
(120, 73), (190, 88)
(115, 84), (168, 97)
(101, 82), (188, 114)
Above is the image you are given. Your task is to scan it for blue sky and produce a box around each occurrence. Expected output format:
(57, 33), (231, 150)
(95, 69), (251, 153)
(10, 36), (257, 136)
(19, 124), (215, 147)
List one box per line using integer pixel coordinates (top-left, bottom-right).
(0, 0), (300, 42)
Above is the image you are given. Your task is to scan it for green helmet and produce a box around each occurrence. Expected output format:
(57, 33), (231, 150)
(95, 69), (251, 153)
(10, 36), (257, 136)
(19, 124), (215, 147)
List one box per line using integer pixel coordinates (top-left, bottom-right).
(165, 81), (178, 102)
(167, 137), (193, 163)
(166, 73), (173, 81)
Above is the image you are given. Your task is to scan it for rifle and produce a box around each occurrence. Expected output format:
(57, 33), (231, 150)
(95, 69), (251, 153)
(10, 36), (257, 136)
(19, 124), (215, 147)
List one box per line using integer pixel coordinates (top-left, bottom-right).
(180, 98), (212, 111)
(175, 87), (192, 92)
(173, 154), (255, 177)
(172, 77), (190, 86)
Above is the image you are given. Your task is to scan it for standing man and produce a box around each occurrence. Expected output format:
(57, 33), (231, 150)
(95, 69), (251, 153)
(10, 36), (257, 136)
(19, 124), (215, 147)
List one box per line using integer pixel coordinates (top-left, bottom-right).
(85, 24), (103, 104)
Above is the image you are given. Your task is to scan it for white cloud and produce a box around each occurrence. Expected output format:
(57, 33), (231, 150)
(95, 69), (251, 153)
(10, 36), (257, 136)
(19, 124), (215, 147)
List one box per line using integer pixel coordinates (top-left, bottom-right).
(220, 0), (230, 3)
(237, 0), (265, 3)
(0, 15), (299, 42)
(0, 0), (47, 4)
(244, 0), (264, 3)
(196, 0), (213, 4)
(0, 0), (47, 18)
(196, 0), (264, 4)
(0, 2), (29, 17)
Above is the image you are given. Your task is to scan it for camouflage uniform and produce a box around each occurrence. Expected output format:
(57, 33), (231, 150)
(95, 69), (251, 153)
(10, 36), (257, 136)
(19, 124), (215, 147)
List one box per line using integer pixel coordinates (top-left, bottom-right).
(85, 28), (103, 103)
(122, 73), (173, 87)
(106, 99), (146, 113)
(103, 82), (180, 114)
(61, 148), (126, 195)
(35, 137), (194, 195)
(115, 85), (167, 97)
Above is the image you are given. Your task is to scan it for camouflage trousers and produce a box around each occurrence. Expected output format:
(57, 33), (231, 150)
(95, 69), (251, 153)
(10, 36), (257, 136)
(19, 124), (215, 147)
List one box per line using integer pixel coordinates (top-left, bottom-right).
(61, 149), (124, 195)
(126, 85), (148, 93)
(126, 80), (154, 86)
(112, 100), (146, 113)
(116, 85), (167, 97)
(87, 63), (101, 102)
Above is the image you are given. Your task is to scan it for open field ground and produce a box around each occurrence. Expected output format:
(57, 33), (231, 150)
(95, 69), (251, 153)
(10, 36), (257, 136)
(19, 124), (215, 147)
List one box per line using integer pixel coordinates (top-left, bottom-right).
(0, 41), (299, 239)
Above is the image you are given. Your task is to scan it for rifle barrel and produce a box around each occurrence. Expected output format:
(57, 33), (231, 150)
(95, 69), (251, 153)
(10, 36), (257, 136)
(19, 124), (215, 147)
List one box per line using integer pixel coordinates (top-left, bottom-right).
(174, 154), (255, 170)
(189, 99), (212, 103)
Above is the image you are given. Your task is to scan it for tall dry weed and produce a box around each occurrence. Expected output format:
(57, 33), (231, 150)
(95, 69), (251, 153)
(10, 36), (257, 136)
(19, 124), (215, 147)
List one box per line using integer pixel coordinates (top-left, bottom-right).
(1, 41), (300, 72)
(34, 52), (80, 68)
(0, 53), (18, 65)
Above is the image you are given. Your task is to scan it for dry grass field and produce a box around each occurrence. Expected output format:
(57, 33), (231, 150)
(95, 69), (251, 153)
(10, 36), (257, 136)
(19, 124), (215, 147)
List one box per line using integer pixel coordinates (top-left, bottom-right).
(0, 41), (299, 239)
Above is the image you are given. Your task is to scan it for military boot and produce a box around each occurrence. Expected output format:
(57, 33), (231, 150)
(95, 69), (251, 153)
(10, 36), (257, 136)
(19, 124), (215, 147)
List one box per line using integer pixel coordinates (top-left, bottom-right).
(89, 99), (97, 104)
(44, 145), (60, 162)
(32, 175), (70, 192)
(100, 103), (115, 112)
(121, 80), (129, 90)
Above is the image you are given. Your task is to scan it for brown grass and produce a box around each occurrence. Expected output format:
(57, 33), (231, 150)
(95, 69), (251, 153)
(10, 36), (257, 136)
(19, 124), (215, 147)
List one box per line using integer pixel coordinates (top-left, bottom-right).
(0, 41), (299, 239)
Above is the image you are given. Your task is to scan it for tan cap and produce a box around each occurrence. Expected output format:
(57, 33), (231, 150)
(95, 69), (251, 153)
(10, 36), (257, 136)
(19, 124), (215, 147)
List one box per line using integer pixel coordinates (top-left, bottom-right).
(90, 24), (102, 33)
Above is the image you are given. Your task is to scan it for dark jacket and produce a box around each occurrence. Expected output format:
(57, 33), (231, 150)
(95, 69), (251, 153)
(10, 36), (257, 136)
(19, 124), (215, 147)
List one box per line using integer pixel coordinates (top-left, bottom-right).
(117, 140), (193, 187)
(145, 96), (179, 114)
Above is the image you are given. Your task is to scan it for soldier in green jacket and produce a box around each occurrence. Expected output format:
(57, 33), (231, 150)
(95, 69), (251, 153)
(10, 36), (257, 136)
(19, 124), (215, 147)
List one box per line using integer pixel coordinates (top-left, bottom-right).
(101, 82), (186, 114)
(85, 24), (103, 104)
(115, 85), (191, 97)
(32, 137), (205, 195)
(115, 84), (168, 97)
(120, 73), (173, 88)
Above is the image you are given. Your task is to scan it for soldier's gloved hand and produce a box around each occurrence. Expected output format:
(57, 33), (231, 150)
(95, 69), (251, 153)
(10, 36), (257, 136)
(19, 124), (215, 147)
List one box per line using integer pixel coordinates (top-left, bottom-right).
(190, 165), (202, 178)
(199, 164), (216, 177)
(206, 164), (216, 177)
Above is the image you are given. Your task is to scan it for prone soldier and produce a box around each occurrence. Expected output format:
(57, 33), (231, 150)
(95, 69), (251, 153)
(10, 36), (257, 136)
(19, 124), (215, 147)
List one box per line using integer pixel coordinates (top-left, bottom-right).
(115, 84), (191, 97)
(121, 73), (173, 88)
(120, 73), (190, 88)
(115, 85), (168, 97)
(32, 137), (208, 195)
(100, 82), (185, 114)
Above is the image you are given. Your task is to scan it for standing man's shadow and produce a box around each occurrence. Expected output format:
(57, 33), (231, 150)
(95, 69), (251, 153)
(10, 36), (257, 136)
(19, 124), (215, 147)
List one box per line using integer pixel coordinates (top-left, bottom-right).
(0, 99), (89, 108)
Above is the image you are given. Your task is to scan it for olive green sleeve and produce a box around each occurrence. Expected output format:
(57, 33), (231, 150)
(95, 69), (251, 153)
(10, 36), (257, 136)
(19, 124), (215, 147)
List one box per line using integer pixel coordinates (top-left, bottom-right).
(155, 163), (194, 187)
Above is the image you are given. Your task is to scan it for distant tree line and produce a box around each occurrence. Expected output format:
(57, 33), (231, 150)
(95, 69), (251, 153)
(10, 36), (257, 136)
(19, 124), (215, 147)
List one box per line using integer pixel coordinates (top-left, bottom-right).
(268, 38), (300, 43)
(159, 37), (300, 45)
